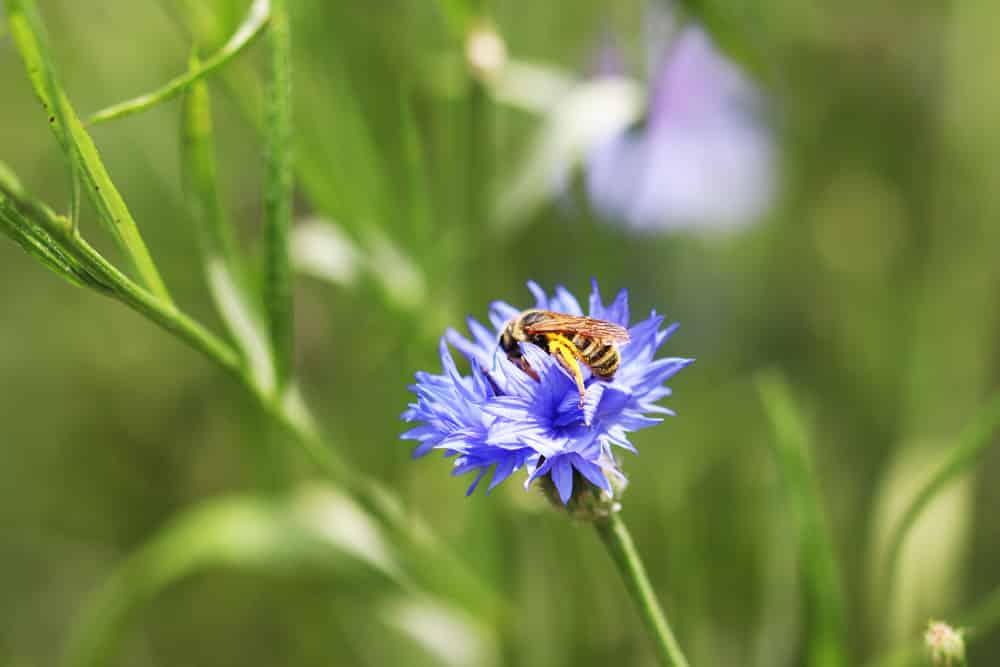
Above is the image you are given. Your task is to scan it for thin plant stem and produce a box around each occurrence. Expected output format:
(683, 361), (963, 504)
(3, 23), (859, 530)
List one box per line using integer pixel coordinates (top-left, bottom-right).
(0, 196), (88, 288)
(86, 0), (271, 125)
(262, 0), (294, 391)
(69, 165), (81, 231)
(181, 52), (276, 395)
(596, 512), (691, 667)
(755, 372), (847, 667)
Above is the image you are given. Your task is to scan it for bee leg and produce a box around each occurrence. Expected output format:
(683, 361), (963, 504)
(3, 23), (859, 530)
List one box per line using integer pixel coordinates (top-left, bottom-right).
(511, 356), (540, 381)
(548, 338), (587, 407)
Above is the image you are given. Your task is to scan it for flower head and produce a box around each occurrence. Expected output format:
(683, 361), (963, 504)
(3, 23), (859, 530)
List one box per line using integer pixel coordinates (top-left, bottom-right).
(401, 280), (692, 510)
(925, 621), (965, 667)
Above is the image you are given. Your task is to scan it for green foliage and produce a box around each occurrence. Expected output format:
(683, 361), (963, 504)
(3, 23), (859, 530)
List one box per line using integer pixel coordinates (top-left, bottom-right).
(5, 0), (172, 302)
(86, 0), (270, 126)
(3, 0), (1000, 666)
(262, 0), (295, 393)
(883, 393), (1000, 607)
(757, 373), (847, 667)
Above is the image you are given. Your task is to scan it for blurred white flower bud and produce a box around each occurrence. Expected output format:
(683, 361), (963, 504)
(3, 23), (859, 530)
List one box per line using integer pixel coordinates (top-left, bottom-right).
(925, 621), (966, 666)
(465, 21), (507, 81)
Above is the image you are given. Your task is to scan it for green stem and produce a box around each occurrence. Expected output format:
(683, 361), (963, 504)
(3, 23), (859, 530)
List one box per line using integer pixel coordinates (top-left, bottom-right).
(181, 51), (276, 395)
(6, 0), (172, 302)
(596, 512), (690, 667)
(262, 0), (294, 391)
(755, 372), (846, 667)
(86, 0), (271, 125)
(70, 236), (244, 380)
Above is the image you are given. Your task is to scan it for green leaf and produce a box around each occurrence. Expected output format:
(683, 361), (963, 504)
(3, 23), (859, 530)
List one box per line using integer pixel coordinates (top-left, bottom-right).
(380, 596), (499, 667)
(5, 0), (172, 303)
(86, 0), (271, 125)
(262, 0), (295, 392)
(64, 487), (404, 667)
(756, 372), (847, 667)
(883, 392), (1000, 593)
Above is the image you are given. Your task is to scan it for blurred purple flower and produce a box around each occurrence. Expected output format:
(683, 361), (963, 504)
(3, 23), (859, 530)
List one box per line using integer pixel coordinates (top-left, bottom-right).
(586, 26), (776, 231)
(401, 280), (692, 504)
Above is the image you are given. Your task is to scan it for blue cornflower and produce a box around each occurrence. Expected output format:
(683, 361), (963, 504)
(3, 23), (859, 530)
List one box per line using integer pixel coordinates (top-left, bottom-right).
(401, 280), (692, 506)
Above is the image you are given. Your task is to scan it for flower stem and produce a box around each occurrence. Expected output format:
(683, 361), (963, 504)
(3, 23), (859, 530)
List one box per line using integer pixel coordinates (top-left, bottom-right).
(596, 512), (691, 667)
(261, 0), (294, 392)
(86, 0), (270, 126)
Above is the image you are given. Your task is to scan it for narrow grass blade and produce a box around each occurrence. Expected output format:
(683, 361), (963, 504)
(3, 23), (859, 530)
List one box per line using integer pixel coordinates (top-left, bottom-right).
(756, 372), (847, 667)
(883, 392), (1000, 594)
(5, 0), (172, 302)
(262, 0), (294, 391)
(181, 53), (275, 395)
(86, 0), (270, 125)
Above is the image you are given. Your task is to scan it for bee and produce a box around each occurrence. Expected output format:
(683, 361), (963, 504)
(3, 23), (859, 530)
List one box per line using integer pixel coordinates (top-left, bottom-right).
(499, 310), (630, 406)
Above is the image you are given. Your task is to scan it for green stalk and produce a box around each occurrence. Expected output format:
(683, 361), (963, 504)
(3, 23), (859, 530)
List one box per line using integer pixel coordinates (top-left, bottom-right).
(262, 0), (295, 392)
(181, 53), (288, 488)
(0, 174), (241, 380)
(181, 54), (242, 269)
(86, 0), (271, 125)
(5, 0), (172, 302)
(596, 512), (690, 667)
(181, 52), (276, 396)
(0, 195), (87, 288)
(756, 372), (847, 667)
(70, 237), (242, 379)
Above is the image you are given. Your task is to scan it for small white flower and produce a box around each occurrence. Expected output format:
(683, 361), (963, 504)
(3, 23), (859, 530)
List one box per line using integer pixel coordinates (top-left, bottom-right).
(465, 22), (507, 81)
(925, 621), (966, 666)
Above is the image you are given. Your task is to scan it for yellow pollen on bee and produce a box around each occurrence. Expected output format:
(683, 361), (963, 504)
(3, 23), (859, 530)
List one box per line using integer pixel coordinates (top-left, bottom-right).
(545, 334), (588, 406)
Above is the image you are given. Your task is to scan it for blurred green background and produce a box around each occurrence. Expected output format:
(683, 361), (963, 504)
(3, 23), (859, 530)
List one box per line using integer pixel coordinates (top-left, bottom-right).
(2, 0), (1000, 665)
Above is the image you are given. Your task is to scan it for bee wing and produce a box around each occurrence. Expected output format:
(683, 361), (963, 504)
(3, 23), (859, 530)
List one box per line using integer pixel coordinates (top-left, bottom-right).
(525, 312), (631, 343)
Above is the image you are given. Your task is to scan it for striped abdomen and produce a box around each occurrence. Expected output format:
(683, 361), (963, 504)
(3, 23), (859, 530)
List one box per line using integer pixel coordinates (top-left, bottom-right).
(570, 333), (620, 379)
